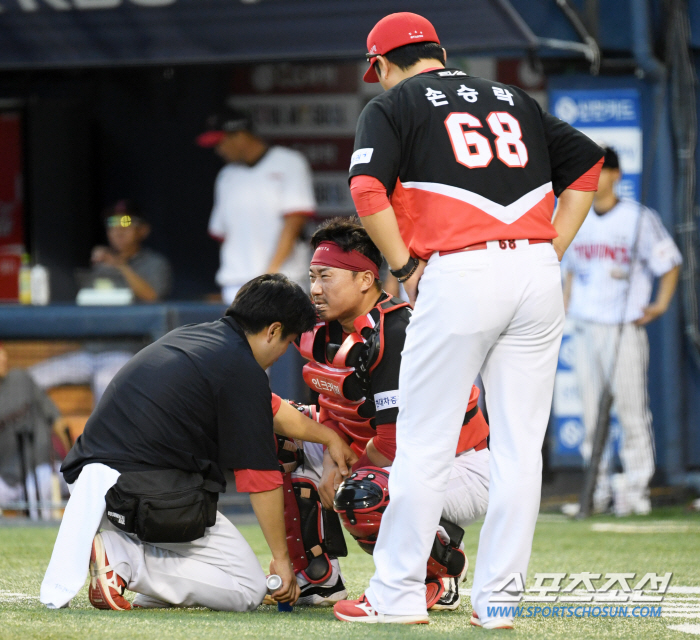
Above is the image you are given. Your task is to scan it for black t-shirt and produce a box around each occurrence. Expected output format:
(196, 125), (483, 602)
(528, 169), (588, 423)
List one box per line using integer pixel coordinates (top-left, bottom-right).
(61, 317), (277, 487)
(349, 68), (604, 258)
(368, 297), (410, 426)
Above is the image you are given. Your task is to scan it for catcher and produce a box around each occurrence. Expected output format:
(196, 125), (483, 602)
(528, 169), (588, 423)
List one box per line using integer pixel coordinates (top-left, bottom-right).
(273, 218), (489, 610)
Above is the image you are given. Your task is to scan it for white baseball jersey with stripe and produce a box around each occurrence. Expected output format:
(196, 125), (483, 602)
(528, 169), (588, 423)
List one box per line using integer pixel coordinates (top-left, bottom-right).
(564, 198), (682, 324)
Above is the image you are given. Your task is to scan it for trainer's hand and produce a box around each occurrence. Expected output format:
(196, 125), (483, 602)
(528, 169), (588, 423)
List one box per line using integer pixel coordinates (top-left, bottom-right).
(325, 434), (358, 479)
(403, 259), (427, 306)
(319, 452), (344, 509)
(269, 557), (300, 604)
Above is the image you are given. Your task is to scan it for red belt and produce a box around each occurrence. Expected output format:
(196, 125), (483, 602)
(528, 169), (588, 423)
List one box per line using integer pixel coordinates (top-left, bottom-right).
(474, 438), (488, 452)
(439, 239), (552, 257)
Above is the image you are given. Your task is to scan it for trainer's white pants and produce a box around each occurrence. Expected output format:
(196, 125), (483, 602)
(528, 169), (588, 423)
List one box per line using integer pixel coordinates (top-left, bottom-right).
(41, 462), (266, 611)
(102, 512), (267, 611)
(573, 321), (655, 514)
(363, 242), (564, 622)
(295, 442), (489, 528)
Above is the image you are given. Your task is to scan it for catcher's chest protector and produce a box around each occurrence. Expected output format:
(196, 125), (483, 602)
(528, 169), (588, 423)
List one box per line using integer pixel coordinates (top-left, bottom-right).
(300, 296), (409, 451)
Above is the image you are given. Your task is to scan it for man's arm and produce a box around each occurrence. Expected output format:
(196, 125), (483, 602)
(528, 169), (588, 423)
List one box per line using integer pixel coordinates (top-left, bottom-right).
(359, 206), (425, 305)
(272, 400), (358, 475)
(551, 189), (595, 261)
(115, 264), (160, 302)
(266, 213), (309, 274)
(249, 487), (300, 603)
(318, 448), (346, 510)
(635, 265), (681, 325)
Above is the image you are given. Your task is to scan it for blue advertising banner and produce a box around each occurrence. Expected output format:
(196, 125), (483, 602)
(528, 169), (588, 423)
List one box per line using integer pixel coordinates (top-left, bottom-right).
(549, 88), (642, 201)
(548, 86), (642, 468)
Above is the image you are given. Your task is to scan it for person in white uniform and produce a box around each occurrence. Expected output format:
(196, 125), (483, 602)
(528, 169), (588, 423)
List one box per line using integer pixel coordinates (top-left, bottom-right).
(197, 109), (316, 304)
(563, 147), (682, 516)
(333, 12), (604, 630)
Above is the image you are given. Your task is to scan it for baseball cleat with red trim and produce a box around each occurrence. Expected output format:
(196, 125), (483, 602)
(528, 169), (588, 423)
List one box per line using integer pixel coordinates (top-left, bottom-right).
(470, 611), (514, 630)
(333, 594), (429, 624)
(88, 532), (131, 611)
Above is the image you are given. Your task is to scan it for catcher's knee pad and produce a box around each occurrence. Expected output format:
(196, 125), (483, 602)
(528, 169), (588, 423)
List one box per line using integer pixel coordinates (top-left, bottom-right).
(426, 518), (466, 580)
(289, 478), (347, 584)
(333, 466), (390, 555)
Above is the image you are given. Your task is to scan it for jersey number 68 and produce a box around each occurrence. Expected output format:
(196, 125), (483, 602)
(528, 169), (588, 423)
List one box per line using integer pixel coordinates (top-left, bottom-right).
(445, 111), (529, 169)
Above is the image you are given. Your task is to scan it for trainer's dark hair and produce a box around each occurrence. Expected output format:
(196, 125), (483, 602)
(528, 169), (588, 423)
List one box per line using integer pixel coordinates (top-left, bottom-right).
(382, 42), (445, 73)
(226, 274), (317, 337)
(311, 217), (383, 289)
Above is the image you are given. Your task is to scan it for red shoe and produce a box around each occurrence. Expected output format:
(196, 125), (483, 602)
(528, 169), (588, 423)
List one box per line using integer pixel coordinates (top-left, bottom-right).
(88, 532), (131, 611)
(470, 611), (514, 629)
(334, 594), (429, 624)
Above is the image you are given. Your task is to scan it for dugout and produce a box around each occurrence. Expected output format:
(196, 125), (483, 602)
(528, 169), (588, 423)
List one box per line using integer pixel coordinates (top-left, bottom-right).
(0, 0), (698, 497)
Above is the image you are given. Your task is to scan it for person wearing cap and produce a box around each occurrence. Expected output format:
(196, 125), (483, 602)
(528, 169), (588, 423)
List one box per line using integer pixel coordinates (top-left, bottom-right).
(333, 11), (604, 629)
(197, 109), (316, 304)
(91, 200), (173, 303)
(29, 200), (174, 406)
(562, 146), (682, 518)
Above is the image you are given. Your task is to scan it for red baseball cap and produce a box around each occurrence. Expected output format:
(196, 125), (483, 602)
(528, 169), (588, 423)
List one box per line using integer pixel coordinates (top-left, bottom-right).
(364, 12), (440, 83)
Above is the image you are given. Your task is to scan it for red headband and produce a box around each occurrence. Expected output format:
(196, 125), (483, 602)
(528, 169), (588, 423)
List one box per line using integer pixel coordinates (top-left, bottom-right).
(311, 241), (380, 279)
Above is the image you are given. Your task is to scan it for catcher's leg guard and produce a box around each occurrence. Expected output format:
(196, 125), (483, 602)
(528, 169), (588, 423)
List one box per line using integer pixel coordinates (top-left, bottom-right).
(426, 518), (467, 580)
(287, 478), (348, 584)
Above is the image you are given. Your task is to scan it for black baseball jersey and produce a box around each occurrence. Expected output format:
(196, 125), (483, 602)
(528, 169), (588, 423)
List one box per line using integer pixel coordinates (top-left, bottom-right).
(349, 68), (604, 259)
(61, 317), (278, 486)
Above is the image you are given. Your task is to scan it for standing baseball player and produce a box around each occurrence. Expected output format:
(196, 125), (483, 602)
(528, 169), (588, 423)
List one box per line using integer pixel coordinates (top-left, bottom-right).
(563, 146), (682, 516)
(270, 218), (489, 611)
(333, 12), (604, 628)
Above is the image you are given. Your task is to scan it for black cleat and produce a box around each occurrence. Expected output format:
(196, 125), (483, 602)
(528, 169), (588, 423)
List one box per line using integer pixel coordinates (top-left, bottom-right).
(297, 574), (348, 607)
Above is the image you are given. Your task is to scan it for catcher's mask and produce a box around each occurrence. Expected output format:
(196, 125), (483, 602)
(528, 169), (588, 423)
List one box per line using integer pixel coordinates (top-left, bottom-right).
(333, 466), (389, 555)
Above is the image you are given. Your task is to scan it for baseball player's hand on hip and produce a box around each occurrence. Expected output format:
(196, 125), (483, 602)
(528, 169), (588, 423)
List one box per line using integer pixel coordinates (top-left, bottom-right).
(269, 558), (300, 604)
(403, 259), (427, 306)
(634, 301), (667, 326)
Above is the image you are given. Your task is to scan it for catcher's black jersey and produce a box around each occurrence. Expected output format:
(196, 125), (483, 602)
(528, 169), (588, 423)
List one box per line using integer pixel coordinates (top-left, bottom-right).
(349, 68), (604, 259)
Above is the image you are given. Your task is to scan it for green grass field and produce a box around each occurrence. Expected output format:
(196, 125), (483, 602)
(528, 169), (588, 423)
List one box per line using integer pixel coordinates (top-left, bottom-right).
(2, 507), (700, 639)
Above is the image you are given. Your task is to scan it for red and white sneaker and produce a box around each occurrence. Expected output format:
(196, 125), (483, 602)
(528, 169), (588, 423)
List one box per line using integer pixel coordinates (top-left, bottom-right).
(470, 611), (514, 630)
(88, 532), (132, 611)
(334, 594), (429, 624)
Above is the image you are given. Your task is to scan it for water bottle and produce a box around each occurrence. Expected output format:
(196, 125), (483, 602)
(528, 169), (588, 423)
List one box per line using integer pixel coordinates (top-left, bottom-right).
(18, 254), (31, 304)
(266, 574), (293, 612)
(30, 264), (50, 305)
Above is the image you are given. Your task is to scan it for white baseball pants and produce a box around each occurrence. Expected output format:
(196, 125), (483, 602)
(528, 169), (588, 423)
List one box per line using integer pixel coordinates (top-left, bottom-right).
(101, 512), (267, 611)
(295, 442), (490, 528)
(573, 321), (655, 514)
(363, 241), (564, 622)
(41, 462), (266, 611)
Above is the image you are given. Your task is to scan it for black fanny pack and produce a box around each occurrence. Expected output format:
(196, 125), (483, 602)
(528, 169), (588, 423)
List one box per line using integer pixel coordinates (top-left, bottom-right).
(105, 469), (224, 543)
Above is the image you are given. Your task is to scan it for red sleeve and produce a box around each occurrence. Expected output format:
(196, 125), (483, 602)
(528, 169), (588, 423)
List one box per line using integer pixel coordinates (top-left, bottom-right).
(233, 469), (283, 493)
(352, 451), (373, 471)
(271, 393), (282, 417)
(350, 175), (391, 218)
(566, 157), (604, 191)
(372, 422), (397, 462)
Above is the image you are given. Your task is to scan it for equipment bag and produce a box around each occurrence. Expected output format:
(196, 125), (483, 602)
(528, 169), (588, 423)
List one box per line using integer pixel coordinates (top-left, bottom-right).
(105, 469), (223, 543)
